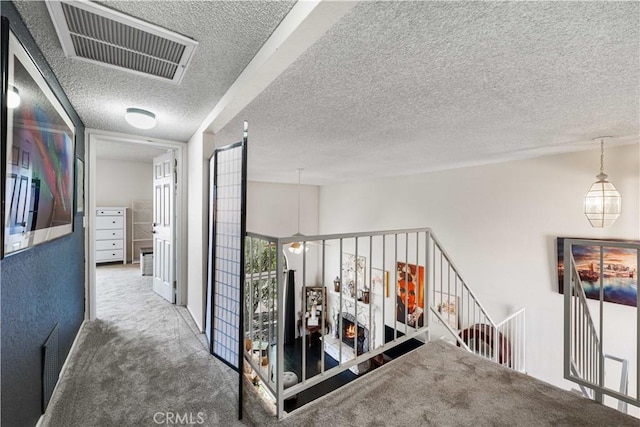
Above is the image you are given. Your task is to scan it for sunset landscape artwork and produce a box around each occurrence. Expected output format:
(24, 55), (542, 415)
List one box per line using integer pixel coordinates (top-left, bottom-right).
(557, 238), (638, 307)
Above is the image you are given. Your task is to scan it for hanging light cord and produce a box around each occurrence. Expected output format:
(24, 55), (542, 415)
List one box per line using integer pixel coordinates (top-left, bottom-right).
(597, 139), (608, 181)
(600, 140), (604, 175)
(296, 168), (302, 234)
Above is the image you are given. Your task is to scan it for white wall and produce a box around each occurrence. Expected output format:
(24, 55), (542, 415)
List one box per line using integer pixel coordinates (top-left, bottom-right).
(248, 181), (320, 337)
(318, 144), (640, 407)
(185, 169), (319, 331)
(186, 132), (215, 330)
(247, 181), (318, 238)
(96, 158), (153, 262)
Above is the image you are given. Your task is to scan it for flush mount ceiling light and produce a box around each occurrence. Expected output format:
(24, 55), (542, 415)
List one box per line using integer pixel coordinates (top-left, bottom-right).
(7, 85), (20, 109)
(125, 107), (156, 129)
(289, 168), (309, 254)
(584, 136), (621, 228)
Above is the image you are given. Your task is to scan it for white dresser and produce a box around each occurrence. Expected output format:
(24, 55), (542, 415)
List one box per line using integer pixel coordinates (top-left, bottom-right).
(95, 207), (127, 264)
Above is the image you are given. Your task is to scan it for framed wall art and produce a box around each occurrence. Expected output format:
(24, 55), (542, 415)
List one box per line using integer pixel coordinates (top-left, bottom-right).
(557, 237), (638, 307)
(396, 262), (425, 327)
(342, 253), (366, 298)
(433, 291), (460, 330)
(2, 27), (76, 256)
(371, 268), (389, 298)
(76, 157), (84, 214)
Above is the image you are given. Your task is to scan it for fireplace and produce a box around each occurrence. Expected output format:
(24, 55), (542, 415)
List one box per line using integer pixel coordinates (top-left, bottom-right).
(341, 313), (369, 356)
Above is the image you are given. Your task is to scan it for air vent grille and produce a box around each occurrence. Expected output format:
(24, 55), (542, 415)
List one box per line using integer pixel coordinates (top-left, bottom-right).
(69, 34), (179, 80)
(42, 323), (60, 412)
(46, 1), (198, 84)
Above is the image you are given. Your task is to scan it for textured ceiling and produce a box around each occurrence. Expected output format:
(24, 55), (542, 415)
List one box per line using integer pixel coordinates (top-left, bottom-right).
(95, 138), (167, 163)
(12, 0), (296, 142)
(215, 1), (640, 185)
(11, 1), (640, 185)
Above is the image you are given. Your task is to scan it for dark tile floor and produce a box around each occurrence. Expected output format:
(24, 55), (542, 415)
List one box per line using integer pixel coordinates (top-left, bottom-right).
(282, 326), (424, 412)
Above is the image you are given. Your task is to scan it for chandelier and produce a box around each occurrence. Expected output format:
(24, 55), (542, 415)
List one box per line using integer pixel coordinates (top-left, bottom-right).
(584, 137), (621, 228)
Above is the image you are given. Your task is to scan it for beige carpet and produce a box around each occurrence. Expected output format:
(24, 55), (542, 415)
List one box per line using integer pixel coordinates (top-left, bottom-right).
(274, 339), (638, 427)
(42, 264), (247, 427)
(43, 265), (638, 427)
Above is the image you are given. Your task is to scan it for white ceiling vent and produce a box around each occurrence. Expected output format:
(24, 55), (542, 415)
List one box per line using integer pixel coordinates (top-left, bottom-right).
(46, 1), (198, 84)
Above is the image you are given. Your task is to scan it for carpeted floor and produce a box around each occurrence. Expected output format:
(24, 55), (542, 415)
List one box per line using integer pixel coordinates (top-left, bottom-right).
(276, 340), (639, 427)
(43, 264), (638, 427)
(42, 264), (246, 427)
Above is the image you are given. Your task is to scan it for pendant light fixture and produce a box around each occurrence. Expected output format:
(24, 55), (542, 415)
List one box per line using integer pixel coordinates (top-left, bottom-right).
(289, 168), (309, 254)
(584, 137), (621, 228)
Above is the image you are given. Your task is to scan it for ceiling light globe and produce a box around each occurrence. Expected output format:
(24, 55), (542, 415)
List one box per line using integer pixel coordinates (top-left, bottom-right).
(125, 107), (156, 129)
(288, 242), (303, 254)
(584, 177), (621, 228)
(7, 85), (20, 109)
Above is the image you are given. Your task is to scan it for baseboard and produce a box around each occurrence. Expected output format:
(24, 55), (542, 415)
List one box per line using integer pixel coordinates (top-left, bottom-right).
(38, 319), (88, 425)
(58, 320), (88, 383)
(186, 305), (204, 332)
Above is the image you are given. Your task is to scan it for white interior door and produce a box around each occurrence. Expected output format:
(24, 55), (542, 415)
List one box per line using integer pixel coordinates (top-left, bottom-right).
(152, 151), (175, 303)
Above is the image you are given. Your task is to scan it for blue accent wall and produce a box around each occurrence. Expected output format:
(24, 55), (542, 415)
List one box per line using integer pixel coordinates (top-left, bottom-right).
(1, 2), (85, 426)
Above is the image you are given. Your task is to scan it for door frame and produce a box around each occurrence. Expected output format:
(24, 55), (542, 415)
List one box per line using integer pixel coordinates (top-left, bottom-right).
(85, 128), (188, 320)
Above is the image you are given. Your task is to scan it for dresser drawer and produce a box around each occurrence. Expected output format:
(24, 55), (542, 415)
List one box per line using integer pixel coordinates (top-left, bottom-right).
(96, 216), (124, 230)
(96, 249), (124, 262)
(97, 209), (124, 216)
(96, 240), (123, 251)
(96, 229), (124, 240)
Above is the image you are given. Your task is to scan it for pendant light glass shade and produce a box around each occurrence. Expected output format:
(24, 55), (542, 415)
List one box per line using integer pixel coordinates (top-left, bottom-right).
(584, 138), (621, 228)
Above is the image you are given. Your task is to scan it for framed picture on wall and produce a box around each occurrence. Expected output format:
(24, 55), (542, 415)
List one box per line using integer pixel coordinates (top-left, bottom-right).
(371, 268), (389, 298)
(76, 157), (84, 214)
(557, 237), (638, 307)
(396, 262), (425, 327)
(2, 24), (76, 256)
(342, 253), (366, 298)
(433, 291), (460, 330)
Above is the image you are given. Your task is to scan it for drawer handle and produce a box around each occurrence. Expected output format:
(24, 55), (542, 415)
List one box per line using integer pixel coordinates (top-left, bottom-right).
(112, 243), (116, 246)
(112, 221), (116, 224)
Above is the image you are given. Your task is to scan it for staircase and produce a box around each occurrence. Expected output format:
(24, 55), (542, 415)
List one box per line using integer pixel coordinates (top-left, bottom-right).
(563, 238), (639, 415)
(427, 232), (526, 372)
(245, 228), (528, 419)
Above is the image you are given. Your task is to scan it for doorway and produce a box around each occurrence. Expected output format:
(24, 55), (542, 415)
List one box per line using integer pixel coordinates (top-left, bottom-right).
(85, 130), (187, 320)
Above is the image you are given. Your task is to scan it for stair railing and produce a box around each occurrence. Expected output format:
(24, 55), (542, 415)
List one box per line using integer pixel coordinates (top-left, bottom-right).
(429, 233), (526, 372)
(604, 353), (629, 414)
(563, 238), (639, 411)
(565, 251), (601, 399)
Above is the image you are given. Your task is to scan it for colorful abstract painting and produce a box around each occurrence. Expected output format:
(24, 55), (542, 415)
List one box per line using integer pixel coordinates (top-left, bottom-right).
(4, 30), (75, 255)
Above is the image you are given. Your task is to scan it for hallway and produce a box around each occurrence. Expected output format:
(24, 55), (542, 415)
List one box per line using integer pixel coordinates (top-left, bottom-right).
(42, 265), (246, 426)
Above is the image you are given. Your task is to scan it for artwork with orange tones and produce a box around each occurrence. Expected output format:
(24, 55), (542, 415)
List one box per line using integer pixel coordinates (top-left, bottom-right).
(396, 262), (425, 327)
(557, 237), (638, 307)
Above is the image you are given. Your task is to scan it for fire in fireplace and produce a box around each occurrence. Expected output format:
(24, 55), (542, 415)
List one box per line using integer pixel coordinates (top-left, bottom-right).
(341, 313), (369, 355)
(345, 324), (356, 339)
